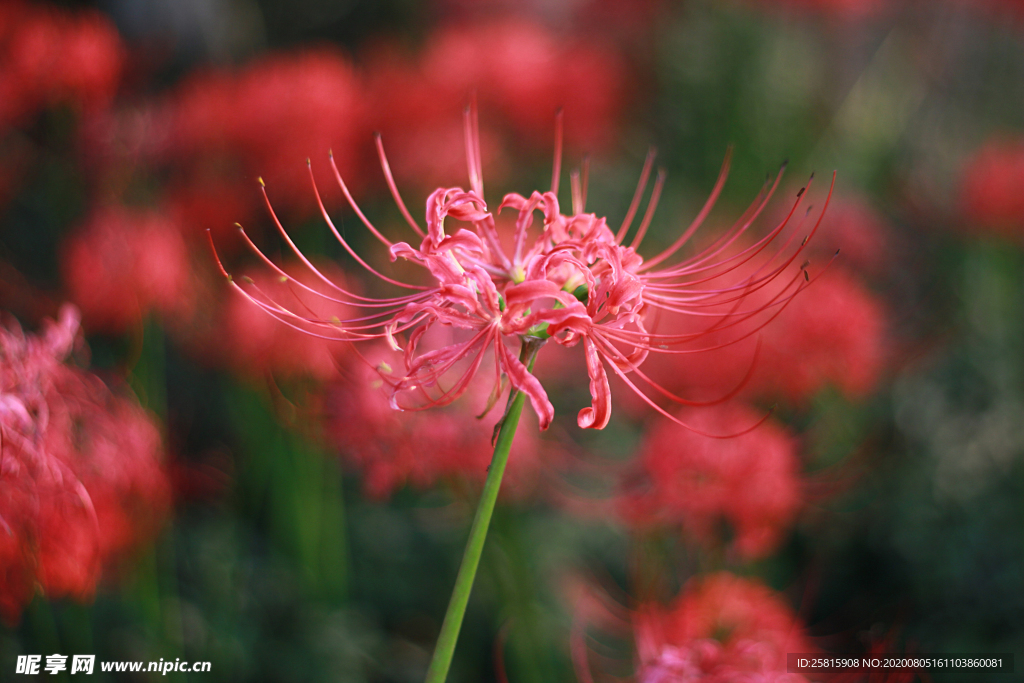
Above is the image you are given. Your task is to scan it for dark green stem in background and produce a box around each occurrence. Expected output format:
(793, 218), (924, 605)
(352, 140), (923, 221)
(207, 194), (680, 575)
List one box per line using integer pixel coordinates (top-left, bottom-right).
(423, 339), (542, 683)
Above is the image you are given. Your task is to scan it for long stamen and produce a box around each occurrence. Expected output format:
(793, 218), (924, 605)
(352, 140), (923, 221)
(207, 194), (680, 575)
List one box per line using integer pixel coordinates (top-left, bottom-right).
(551, 109), (564, 196)
(629, 168), (666, 250)
(591, 333), (774, 439)
(640, 148), (735, 271)
(616, 147), (657, 244)
(375, 133), (425, 237)
(464, 98), (485, 198)
(328, 152), (396, 249)
(306, 163), (428, 290)
(580, 154), (590, 213)
(235, 221), (428, 307)
(571, 170), (583, 216)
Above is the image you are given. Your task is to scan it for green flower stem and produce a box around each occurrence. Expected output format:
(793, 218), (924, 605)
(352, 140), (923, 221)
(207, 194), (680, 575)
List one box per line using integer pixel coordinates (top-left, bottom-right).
(424, 339), (542, 683)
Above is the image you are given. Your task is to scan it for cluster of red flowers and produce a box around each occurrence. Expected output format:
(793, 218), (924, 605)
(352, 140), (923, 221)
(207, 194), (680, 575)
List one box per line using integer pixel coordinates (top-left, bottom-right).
(634, 572), (812, 683)
(959, 136), (1024, 240)
(619, 403), (803, 559)
(0, 2), (921, 676)
(0, 306), (170, 624)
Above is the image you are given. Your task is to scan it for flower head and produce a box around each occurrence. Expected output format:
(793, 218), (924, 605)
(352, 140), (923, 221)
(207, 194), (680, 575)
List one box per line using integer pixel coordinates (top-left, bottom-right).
(0, 1), (124, 128)
(61, 206), (195, 333)
(635, 572), (813, 683)
(619, 402), (803, 559)
(0, 306), (170, 623)
(959, 136), (1024, 240)
(212, 108), (833, 433)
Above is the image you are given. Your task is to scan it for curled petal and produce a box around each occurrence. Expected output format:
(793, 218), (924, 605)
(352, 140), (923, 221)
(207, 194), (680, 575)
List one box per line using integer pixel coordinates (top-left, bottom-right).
(497, 192), (530, 213)
(425, 188), (449, 245)
(389, 241), (421, 262)
(385, 321), (403, 351)
(439, 284), (485, 316)
(504, 280), (577, 311)
(578, 337), (612, 430)
(497, 340), (554, 430)
(443, 192), (489, 223)
(436, 229), (485, 255)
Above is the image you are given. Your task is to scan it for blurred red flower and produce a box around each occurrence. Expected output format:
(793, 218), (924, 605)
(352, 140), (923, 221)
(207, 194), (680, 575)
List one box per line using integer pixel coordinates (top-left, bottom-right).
(635, 572), (813, 683)
(325, 347), (550, 498)
(959, 137), (1024, 239)
(0, 0), (123, 128)
(365, 18), (625, 186)
(635, 265), (886, 407)
(619, 403), (802, 559)
(800, 196), (890, 277)
(61, 206), (195, 333)
(0, 306), (170, 624)
(218, 263), (357, 379)
(157, 48), (367, 237)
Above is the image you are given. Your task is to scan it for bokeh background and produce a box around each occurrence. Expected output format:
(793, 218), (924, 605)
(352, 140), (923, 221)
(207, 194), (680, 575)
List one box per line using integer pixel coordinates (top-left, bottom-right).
(1, 0), (1023, 681)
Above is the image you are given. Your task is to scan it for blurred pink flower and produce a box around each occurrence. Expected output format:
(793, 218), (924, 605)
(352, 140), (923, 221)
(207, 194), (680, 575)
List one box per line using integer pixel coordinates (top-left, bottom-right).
(619, 402), (802, 559)
(635, 573), (813, 683)
(215, 112), (831, 434)
(0, 0), (123, 128)
(959, 136), (1024, 239)
(0, 306), (170, 624)
(61, 206), (195, 333)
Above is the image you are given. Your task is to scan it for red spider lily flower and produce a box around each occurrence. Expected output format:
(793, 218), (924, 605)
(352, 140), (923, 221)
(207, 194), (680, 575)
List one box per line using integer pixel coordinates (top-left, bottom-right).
(61, 206), (195, 333)
(211, 108), (833, 434)
(0, 306), (170, 624)
(634, 572), (813, 683)
(0, 0), (124, 128)
(959, 136), (1024, 239)
(619, 402), (802, 559)
(325, 346), (553, 498)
